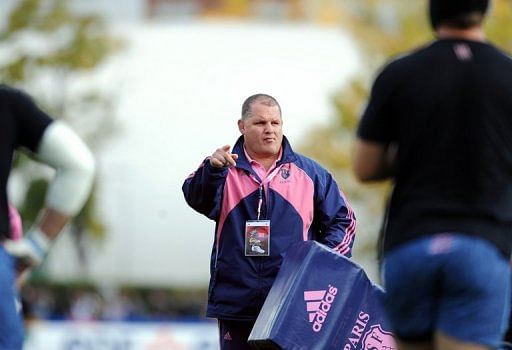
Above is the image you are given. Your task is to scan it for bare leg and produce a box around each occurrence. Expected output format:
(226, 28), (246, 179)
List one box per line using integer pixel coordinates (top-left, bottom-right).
(434, 331), (491, 350)
(395, 339), (433, 350)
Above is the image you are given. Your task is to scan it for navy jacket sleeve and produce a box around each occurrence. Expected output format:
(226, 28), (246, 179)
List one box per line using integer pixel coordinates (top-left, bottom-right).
(313, 171), (356, 257)
(182, 158), (228, 220)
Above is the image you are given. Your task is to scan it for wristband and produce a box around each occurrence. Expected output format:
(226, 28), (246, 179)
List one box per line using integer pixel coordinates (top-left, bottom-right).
(26, 227), (51, 258)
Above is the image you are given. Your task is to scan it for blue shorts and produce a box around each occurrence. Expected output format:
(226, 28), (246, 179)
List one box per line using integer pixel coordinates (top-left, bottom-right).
(0, 246), (24, 350)
(382, 234), (510, 348)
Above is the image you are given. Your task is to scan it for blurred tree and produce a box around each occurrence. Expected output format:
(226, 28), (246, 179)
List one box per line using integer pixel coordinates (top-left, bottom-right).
(0, 0), (122, 276)
(298, 0), (512, 275)
(201, 0), (250, 17)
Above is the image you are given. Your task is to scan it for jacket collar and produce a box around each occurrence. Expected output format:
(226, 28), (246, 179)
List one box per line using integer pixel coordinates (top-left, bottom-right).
(232, 135), (298, 173)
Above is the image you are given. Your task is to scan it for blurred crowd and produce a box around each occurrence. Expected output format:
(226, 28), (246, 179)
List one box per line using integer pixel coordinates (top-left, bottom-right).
(20, 283), (207, 322)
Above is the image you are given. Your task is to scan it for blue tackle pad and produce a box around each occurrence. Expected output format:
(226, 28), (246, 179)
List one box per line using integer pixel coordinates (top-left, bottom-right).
(248, 241), (396, 350)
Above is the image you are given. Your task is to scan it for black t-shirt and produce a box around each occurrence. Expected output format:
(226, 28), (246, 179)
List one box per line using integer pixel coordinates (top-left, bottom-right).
(0, 85), (52, 238)
(358, 39), (512, 257)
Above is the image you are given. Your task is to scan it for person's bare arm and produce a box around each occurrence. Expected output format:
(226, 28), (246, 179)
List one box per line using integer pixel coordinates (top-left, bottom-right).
(353, 138), (396, 182)
(5, 122), (95, 270)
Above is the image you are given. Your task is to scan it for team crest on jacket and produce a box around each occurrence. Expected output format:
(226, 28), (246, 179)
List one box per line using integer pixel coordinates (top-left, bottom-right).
(281, 167), (290, 179)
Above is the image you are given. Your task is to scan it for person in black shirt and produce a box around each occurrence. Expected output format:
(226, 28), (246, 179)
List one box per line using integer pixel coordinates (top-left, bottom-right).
(353, 1), (511, 349)
(0, 85), (95, 349)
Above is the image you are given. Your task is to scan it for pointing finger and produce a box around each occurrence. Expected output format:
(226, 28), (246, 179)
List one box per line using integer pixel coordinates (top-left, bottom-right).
(225, 154), (237, 167)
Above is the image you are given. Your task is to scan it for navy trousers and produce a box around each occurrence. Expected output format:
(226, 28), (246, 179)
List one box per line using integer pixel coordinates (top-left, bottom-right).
(218, 319), (255, 350)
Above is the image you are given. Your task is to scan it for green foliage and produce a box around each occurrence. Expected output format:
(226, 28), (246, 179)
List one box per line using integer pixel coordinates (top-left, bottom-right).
(19, 178), (48, 229)
(485, 0), (512, 50)
(76, 186), (105, 241)
(4, 0), (39, 34)
(1, 0), (122, 82)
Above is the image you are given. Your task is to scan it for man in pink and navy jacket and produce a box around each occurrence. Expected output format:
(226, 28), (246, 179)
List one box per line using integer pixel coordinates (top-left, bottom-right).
(182, 93), (356, 350)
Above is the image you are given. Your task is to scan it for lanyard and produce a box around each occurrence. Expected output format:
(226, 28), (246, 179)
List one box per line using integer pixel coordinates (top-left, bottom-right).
(257, 185), (263, 220)
(254, 164), (284, 220)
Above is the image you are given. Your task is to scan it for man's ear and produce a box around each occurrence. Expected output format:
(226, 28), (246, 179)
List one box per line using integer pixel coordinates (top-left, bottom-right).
(238, 119), (245, 134)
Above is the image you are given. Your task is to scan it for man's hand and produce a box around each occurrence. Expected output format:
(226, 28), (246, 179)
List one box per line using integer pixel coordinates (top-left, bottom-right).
(210, 145), (239, 168)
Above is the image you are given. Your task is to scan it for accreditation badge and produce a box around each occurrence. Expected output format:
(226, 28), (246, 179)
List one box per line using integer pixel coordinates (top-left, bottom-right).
(245, 220), (270, 256)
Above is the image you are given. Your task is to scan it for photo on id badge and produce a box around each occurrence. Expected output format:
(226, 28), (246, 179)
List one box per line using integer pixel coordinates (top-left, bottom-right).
(245, 220), (270, 256)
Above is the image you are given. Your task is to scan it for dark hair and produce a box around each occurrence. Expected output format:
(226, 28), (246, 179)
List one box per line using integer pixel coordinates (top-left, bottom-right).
(429, 0), (490, 29)
(241, 94), (281, 120)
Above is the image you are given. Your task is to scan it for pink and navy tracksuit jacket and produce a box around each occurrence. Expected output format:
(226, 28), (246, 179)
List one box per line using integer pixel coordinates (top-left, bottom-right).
(182, 136), (356, 321)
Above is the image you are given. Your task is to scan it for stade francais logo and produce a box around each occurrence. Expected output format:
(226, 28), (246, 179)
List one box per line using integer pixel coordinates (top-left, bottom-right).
(281, 167), (290, 179)
(304, 285), (338, 332)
